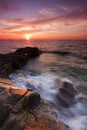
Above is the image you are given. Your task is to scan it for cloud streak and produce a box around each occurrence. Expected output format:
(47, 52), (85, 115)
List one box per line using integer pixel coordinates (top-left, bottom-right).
(0, 0), (87, 39)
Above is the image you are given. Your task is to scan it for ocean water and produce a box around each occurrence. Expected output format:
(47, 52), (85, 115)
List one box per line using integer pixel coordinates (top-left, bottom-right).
(0, 40), (87, 130)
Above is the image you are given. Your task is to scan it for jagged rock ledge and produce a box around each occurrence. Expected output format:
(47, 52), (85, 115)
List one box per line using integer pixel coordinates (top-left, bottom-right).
(0, 47), (41, 77)
(0, 83), (69, 130)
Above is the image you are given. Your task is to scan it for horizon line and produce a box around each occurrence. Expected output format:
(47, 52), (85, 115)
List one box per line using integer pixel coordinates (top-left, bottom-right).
(0, 38), (87, 40)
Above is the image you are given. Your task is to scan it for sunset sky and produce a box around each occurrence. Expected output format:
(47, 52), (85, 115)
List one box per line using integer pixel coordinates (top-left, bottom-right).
(0, 0), (87, 40)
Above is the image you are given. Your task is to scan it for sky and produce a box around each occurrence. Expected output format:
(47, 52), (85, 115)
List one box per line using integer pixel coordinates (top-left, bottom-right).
(0, 0), (87, 40)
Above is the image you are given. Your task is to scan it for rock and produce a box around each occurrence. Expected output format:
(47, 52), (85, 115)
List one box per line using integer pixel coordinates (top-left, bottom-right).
(22, 92), (41, 109)
(59, 88), (76, 105)
(12, 55), (27, 69)
(56, 94), (70, 107)
(62, 81), (78, 97)
(59, 87), (75, 98)
(0, 78), (12, 86)
(28, 47), (41, 57)
(0, 103), (10, 128)
(0, 47), (41, 77)
(56, 81), (78, 107)
(0, 85), (69, 130)
(1, 63), (14, 77)
(15, 47), (41, 57)
(0, 54), (6, 59)
(35, 100), (69, 130)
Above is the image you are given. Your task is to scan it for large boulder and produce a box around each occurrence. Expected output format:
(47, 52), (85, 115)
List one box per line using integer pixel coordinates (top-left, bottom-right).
(0, 47), (41, 77)
(62, 81), (78, 97)
(15, 47), (41, 58)
(56, 81), (78, 107)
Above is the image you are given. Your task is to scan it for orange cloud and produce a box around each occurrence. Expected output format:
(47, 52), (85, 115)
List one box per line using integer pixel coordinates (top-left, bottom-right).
(0, 6), (87, 40)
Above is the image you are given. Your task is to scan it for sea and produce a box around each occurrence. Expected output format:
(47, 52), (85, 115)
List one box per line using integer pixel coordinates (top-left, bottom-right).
(0, 39), (87, 130)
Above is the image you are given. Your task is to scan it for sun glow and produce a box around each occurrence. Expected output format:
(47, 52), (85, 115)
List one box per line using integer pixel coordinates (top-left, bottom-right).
(25, 34), (31, 40)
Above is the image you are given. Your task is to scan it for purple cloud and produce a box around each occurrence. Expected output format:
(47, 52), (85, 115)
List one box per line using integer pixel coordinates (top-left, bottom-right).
(0, 0), (19, 16)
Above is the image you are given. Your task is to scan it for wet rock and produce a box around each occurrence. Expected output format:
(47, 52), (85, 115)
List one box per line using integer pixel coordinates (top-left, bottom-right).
(12, 55), (27, 69)
(56, 94), (70, 107)
(1, 118), (23, 130)
(59, 87), (76, 98)
(0, 103), (10, 128)
(56, 81), (78, 107)
(0, 85), (69, 130)
(1, 63), (14, 77)
(0, 54), (6, 60)
(62, 81), (78, 97)
(15, 47), (41, 57)
(59, 88), (76, 105)
(22, 92), (41, 109)
(28, 47), (41, 57)
(0, 78), (12, 85)
(0, 47), (41, 77)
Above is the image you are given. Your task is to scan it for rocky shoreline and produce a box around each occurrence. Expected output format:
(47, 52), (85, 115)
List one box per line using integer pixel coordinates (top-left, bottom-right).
(0, 47), (69, 130)
(0, 47), (41, 77)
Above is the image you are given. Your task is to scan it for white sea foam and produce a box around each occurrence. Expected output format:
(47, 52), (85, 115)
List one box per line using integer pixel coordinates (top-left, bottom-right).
(61, 78), (72, 83)
(69, 102), (87, 116)
(10, 72), (58, 102)
(66, 116), (87, 130)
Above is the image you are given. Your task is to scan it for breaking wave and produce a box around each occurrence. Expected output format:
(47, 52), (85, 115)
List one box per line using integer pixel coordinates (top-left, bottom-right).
(9, 71), (87, 130)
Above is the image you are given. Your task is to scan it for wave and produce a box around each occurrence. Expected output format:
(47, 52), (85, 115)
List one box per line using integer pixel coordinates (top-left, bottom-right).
(9, 71), (87, 130)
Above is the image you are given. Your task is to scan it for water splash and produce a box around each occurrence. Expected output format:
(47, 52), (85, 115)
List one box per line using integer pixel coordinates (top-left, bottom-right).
(9, 71), (87, 130)
(10, 72), (58, 102)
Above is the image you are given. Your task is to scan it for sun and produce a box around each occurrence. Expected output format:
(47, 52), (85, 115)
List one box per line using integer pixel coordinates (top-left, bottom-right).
(25, 34), (31, 40)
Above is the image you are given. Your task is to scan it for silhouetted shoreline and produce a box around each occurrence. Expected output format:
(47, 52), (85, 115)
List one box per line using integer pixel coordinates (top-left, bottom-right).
(0, 47), (41, 77)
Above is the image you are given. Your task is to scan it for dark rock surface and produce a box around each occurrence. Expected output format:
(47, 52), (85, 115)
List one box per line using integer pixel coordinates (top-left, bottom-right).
(15, 47), (40, 57)
(22, 92), (40, 109)
(56, 81), (78, 107)
(0, 84), (69, 130)
(61, 81), (78, 98)
(0, 47), (41, 77)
